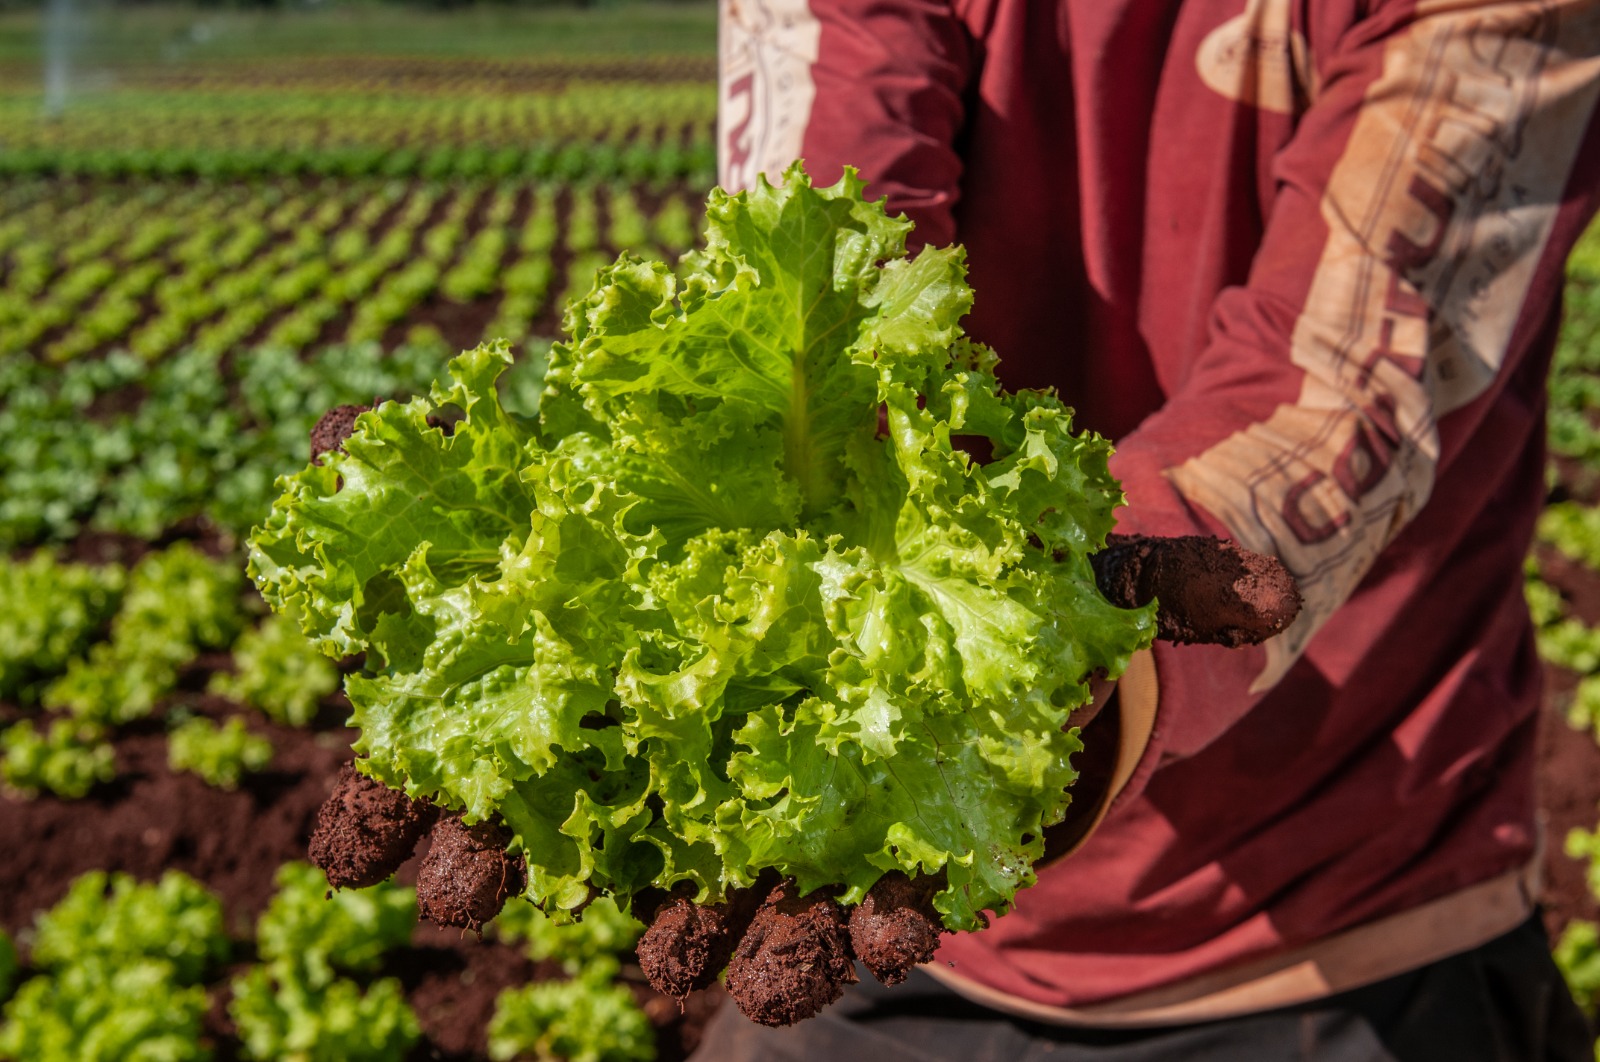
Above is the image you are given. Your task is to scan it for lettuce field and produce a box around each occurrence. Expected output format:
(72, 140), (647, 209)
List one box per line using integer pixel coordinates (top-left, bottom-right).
(0, 2), (1598, 1059)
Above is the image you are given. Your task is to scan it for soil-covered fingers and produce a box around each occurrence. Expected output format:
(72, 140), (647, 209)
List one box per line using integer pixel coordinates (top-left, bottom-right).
(309, 403), (372, 464)
(724, 879), (857, 1027)
(308, 762), (438, 889)
(635, 876), (771, 1000)
(311, 766), (946, 1025)
(638, 870), (948, 1026)
(414, 812), (527, 934)
(1091, 534), (1302, 647)
(307, 767), (525, 933)
(846, 871), (946, 987)
(310, 400), (456, 467)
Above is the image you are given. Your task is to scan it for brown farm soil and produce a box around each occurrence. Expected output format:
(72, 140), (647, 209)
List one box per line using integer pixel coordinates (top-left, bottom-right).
(1540, 665), (1600, 938)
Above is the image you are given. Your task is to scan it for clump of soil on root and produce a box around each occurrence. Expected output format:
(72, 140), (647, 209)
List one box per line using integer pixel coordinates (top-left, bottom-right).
(724, 880), (856, 1027)
(308, 762), (438, 890)
(416, 813), (526, 933)
(848, 871), (945, 986)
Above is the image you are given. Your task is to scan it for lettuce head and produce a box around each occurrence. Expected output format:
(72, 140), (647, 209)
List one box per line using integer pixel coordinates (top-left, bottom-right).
(248, 164), (1155, 930)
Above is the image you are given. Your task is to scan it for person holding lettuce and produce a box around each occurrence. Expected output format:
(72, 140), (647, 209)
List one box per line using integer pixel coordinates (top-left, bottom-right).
(695, 0), (1600, 1057)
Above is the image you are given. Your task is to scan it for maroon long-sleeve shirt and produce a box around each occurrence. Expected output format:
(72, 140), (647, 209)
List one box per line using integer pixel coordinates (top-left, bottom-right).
(719, 0), (1600, 1010)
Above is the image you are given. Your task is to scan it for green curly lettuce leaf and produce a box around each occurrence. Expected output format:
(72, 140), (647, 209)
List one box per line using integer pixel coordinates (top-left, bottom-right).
(43, 543), (243, 726)
(229, 967), (417, 1062)
(208, 616), (339, 727)
(225, 862), (419, 1062)
(0, 719), (114, 800)
(249, 164), (1155, 930)
(492, 894), (642, 974)
(0, 960), (212, 1062)
(0, 551), (124, 704)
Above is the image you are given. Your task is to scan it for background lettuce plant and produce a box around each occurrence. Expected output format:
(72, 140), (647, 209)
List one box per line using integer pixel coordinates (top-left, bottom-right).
(167, 717), (274, 791)
(0, 871), (227, 1062)
(228, 862), (419, 1062)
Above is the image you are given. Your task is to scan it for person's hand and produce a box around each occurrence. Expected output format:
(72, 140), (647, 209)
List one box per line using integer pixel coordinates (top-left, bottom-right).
(302, 404), (1304, 1024)
(1089, 533), (1301, 648)
(628, 533), (1304, 1023)
(308, 763), (527, 931)
(306, 404), (528, 932)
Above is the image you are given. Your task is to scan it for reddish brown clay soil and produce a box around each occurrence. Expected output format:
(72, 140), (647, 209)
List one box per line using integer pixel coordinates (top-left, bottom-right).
(390, 920), (551, 1061)
(41, 517), (238, 569)
(847, 871), (945, 987)
(0, 709), (349, 938)
(723, 880), (857, 1028)
(1093, 534), (1302, 647)
(382, 294), (505, 355)
(308, 762), (438, 890)
(1540, 667), (1600, 938)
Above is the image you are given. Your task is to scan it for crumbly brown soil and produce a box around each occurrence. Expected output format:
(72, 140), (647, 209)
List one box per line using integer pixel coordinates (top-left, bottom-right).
(0, 707), (349, 938)
(415, 813), (526, 934)
(1540, 668), (1600, 938)
(723, 880), (857, 1027)
(848, 872), (945, 986)
(308, 403), (372, 464)
(308, 762), (437, 890)
(637, 879), (771, 1001)
(1092, 533), (1302, 646)
(390, 919), (550, 1061)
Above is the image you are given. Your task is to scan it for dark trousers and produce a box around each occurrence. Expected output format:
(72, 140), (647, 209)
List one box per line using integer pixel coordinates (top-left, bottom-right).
(691, 917), (1593, 1061)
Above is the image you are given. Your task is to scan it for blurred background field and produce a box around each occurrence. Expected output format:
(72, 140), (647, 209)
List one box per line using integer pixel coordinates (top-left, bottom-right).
(0, 2), (1597, 1059)
(0, 1), (719, 61)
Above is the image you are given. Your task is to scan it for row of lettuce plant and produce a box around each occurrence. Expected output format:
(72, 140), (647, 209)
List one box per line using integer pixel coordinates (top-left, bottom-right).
(0, 339), (454, 546)
(0, 140), (714, 186)
(0, 338), (557, 797)
(0, 177), (702, 365)
(0, 75), (714, 160)
(0, 864), (657, 1061)
(0, 542), (338, 800)
(0, 866), (413, 1061)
